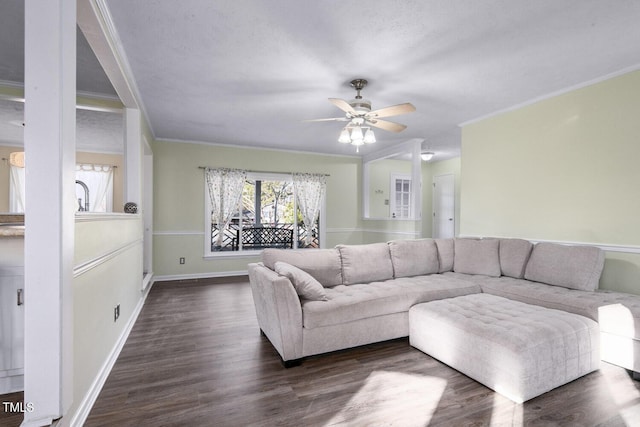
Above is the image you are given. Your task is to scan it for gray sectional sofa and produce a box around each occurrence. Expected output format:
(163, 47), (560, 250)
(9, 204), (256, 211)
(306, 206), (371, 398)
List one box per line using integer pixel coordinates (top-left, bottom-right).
(248, 237), (640, 376)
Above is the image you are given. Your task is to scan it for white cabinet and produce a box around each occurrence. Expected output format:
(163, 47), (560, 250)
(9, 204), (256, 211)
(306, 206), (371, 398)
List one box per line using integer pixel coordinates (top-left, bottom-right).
(0, 236), (24, 393)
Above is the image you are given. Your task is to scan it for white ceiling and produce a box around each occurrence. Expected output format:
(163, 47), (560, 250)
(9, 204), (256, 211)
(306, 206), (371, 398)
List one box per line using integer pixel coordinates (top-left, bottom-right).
(3, 1), (640, 159)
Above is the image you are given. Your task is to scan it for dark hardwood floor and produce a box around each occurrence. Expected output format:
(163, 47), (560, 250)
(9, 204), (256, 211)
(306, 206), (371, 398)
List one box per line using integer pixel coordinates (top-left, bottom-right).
(4, 277), (640, 426)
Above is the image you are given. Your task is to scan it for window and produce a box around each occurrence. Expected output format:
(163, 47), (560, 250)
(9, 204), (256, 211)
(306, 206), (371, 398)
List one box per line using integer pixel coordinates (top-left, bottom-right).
(9, 165), (25, 213)
(75, 164), (114, 212)
(390, 173), (411, 219)
(205, 172), (323, 255)
(9, 161), (114, 213)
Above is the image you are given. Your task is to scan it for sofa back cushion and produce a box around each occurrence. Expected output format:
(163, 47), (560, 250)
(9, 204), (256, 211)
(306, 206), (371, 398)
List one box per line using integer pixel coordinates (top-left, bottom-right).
(274, 261), (328, 301)
(262, 248), (343, 287)
(388, 238), (439, 278)
(499, 238), (534, 278)
(337, 243), (394, 285)
(524, 242), (604, 291)
(453, 238), (501, 277)
(435, 238), (454, 273)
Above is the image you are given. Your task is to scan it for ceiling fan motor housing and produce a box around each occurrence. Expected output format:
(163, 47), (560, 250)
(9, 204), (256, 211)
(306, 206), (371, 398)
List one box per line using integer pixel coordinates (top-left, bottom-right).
(349, 79), (371, 114)
(349, 98), (372, 114)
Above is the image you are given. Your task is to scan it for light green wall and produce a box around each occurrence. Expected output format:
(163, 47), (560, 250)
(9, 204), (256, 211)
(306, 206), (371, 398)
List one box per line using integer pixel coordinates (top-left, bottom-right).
(362, 156), (462, 244)
(460, 70), (640, 294)
(367, 158), (412, 218)
(152, 140), (363, 278)
(151, 140), (466, 278)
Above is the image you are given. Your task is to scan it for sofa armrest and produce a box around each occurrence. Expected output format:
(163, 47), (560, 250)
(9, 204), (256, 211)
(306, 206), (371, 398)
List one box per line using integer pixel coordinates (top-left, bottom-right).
(248, 262), (303, 361)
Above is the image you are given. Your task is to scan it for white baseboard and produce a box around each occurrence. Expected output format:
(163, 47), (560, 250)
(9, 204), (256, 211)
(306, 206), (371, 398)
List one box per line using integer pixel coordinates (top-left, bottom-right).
(0, 369), (23, 394)
(142, 272), (154, 291)
(153, 270), (248, 282)
(68, 281), (154, 427)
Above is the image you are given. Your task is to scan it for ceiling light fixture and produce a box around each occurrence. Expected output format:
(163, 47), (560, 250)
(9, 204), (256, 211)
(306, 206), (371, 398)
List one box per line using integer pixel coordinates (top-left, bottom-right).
(337, 125), (376, 152)
(363, 128), (376, 144)
(420, 151), (434, 161)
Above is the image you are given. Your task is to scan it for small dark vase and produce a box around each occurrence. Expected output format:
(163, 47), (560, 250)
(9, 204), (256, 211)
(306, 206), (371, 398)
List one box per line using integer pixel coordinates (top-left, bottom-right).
(124, 202), (138, 214)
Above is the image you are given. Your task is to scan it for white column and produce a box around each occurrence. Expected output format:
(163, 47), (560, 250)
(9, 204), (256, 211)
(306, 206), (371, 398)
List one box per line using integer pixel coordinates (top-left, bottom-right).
(23, 0), (76, 425)
(124, 108), (142, 208)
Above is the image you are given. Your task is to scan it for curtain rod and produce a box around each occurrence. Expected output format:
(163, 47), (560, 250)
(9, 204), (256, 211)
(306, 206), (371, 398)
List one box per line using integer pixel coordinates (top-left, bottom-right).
(198, 166), (329, 176)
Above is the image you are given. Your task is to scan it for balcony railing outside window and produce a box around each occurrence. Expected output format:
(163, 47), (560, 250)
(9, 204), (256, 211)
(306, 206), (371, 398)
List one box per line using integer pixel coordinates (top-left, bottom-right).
(211, 220), (319, 252)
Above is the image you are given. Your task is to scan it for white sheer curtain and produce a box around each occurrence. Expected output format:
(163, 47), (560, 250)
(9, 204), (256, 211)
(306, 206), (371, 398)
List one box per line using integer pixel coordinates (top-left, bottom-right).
(75, 164), (114, 212)
(293, 173), (326, 246)
(8, 163), (114, 213)
(205, 168), (247, 248)
(9, 165), (25, 213)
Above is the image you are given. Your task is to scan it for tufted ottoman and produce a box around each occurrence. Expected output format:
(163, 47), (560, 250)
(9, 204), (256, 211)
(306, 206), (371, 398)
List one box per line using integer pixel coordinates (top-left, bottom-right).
(409, 293), (600, 402)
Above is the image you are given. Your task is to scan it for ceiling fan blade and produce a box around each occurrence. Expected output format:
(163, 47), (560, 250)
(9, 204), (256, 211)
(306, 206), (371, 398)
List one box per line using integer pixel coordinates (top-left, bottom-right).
(368, 102), (416, 118)
(304, 117), (349, 122)
(367, 118), (407, 133)
(328, 98), (357, 115)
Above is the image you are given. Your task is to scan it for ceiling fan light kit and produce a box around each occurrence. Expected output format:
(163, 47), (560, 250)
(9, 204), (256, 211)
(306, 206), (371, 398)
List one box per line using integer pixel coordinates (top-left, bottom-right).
(363, 128), (376, 143)
(308, 78), (416, 152)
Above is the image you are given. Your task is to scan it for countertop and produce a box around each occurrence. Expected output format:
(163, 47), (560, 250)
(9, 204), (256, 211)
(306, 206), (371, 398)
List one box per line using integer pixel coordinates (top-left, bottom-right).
(0, 225), (25, 237)
(0, 214), (25, 237)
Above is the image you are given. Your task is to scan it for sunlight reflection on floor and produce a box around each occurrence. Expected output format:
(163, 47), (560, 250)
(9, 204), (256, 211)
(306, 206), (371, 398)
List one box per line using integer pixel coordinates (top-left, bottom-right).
(490, 388), (522, 425)
(603, 363), (640, 425)
(325, 370), (447, 426)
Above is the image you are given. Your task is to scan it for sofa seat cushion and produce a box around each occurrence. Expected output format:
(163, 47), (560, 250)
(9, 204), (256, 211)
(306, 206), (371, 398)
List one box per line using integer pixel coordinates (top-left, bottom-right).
(301, 275), (481, 329)
(479, 276), (640, 340)
(262, 248), (343, 287)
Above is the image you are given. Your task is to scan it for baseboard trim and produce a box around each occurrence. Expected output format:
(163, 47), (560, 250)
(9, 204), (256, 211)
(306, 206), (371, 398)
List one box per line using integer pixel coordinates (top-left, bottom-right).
(142, 272), (154, 291)
(68, 280), (154, 427)
(153, 270), (248, 282)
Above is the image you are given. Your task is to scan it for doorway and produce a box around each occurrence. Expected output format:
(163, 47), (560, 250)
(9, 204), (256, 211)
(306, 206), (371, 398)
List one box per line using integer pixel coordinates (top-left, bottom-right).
(432, 174), (455, 238)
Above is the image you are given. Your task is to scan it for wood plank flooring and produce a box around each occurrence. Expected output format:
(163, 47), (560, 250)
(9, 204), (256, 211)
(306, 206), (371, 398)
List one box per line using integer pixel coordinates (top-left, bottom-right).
(4, 277), (640, 426)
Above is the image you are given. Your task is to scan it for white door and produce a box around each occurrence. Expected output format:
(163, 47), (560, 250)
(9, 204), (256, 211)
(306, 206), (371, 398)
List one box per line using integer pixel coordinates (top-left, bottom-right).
(432, 174), (455, 238)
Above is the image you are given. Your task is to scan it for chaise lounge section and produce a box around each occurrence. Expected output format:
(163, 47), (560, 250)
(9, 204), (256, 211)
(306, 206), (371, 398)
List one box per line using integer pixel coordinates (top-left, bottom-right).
(248, 237), (640, 379)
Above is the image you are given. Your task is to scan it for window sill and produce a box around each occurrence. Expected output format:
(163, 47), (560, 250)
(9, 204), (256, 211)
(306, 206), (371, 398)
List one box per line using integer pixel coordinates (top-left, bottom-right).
(203, 250), (263, 260)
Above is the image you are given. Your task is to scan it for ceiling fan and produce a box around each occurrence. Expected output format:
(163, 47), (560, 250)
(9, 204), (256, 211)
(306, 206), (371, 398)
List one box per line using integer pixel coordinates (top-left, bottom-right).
(308, 79), (416, 150)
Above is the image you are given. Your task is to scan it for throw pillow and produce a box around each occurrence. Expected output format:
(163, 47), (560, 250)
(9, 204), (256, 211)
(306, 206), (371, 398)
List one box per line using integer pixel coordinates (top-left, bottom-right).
(274, 261), (328, 301)
(262, 248), (343, 287)
(453, 238), (501, 277)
